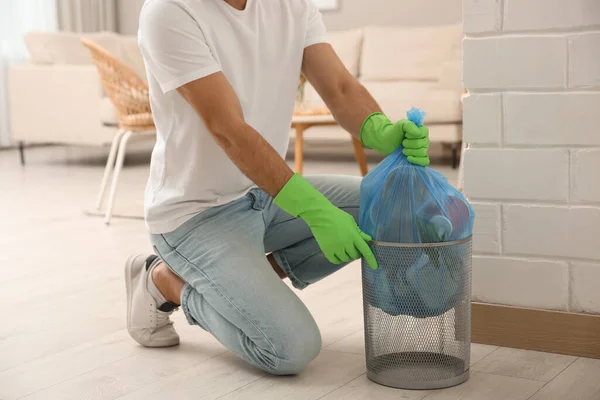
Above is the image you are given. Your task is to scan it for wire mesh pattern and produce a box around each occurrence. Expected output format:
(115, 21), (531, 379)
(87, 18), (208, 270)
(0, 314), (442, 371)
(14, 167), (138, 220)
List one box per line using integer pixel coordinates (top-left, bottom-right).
(80, 38), (155, 132)
(361, 238), (472, 389)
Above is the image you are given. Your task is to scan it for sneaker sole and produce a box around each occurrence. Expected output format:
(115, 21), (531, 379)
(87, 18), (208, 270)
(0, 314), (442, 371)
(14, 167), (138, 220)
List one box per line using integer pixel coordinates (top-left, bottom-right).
(124, 255), (179, 348)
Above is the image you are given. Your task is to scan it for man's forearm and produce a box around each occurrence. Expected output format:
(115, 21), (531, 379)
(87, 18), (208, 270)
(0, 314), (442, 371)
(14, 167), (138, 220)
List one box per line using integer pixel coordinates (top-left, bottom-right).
(210, 121), (293, 198)
(177, 74), (293, 198)
(302, 44), (383, 140)
(325, 79), (382, 140)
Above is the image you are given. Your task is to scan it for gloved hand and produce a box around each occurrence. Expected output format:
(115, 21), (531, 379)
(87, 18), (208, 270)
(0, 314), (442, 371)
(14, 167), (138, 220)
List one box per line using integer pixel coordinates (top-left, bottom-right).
(360, 113), (430, 166)
(275, 173), (378, 269)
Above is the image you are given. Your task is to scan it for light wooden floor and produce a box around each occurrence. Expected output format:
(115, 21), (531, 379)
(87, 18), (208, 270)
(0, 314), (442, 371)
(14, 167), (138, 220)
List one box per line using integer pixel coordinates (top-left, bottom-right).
(1, 146), (599, 400)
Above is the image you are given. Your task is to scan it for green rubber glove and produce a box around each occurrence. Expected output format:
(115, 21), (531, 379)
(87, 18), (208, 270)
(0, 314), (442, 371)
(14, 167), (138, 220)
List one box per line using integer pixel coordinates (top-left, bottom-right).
(360, 112), (430, 166)
(274, 173), (378, 270)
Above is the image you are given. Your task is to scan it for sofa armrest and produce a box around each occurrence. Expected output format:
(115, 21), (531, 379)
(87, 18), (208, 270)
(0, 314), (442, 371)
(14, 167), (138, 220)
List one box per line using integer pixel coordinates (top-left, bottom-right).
(9, 64), (115, 145)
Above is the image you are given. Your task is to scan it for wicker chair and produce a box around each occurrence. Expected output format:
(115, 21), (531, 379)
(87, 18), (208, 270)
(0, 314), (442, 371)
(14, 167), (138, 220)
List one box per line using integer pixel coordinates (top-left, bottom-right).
(81, 38), (155, 224)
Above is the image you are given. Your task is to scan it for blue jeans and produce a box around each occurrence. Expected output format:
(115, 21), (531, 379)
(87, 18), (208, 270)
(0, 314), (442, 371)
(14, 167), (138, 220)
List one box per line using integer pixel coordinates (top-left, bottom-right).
(150, 175), (360, 375)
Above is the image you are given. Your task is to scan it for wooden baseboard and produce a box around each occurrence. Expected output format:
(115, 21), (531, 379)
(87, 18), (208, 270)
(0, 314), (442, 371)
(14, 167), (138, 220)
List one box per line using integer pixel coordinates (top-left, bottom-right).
(472, 302), (600, 359)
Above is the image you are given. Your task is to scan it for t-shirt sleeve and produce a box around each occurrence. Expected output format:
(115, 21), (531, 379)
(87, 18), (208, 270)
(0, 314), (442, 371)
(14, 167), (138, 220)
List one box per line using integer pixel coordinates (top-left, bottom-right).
(138, 1), (221, 93)
(304, 0), (328, 48)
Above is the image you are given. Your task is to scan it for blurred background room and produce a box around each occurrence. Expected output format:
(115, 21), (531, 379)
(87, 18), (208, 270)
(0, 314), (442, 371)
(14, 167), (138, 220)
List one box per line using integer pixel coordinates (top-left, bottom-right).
(1, 0), (599, 399)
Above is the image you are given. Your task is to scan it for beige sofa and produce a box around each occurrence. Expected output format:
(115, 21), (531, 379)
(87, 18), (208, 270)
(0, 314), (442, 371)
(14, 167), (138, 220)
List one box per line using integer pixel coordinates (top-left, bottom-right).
(9, 32), (146, 163)
(9, 25), (462, 163)
(304, 24), (464, 164)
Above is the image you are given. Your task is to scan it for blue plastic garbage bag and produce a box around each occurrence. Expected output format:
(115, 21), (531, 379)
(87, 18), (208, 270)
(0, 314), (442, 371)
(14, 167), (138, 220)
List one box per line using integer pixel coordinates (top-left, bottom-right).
(359, 108), (475, 318)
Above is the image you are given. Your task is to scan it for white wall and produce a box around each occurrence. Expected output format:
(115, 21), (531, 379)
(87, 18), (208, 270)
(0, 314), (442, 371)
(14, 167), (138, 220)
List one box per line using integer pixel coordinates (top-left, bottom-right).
(322, 0), (461, 30)
(116, 0), (461, 35)
(463, 0), (600, 313)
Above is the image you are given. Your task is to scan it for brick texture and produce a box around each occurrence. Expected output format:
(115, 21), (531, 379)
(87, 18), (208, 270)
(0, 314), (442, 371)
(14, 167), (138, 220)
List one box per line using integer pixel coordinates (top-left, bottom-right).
(463, 0), (502, 34)
(571, 150), (600, 203)
(504, 93), (600, 146)
(464, 149), (569, 201)
(473, 256), (568, 310)
(463, 94), (502, 146)
(504, 205), (600, 260)
(503, 0), (600, 32)
(569, 33), (600, 88)
(464, 0), (600, 314)
(463, 37), (567, 89)
(570, 261), (600, 313)
(471, 203), (501, 253)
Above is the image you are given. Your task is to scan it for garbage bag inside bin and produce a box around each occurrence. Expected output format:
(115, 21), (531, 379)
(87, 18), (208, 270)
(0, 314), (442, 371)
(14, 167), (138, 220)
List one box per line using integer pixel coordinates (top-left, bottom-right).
(359, 108), (475, 318)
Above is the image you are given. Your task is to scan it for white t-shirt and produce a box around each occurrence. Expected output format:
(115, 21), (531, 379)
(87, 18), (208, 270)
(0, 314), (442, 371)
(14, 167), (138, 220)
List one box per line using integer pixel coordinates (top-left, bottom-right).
(138, 0), (327, 233)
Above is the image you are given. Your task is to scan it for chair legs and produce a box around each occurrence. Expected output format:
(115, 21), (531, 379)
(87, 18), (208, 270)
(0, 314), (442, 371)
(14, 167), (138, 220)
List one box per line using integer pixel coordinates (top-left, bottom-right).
(96, 130), (125, 211)
(104, 131), (133, 225)
(18, 142), (25, 166)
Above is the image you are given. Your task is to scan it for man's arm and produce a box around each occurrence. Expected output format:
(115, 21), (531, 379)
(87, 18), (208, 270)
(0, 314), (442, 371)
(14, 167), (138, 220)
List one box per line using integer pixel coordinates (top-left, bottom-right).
(301, 43), (382, 139)
(177, 71), (377, 268)
(177, 72), (293, 197)
(302, 43), (430, 165)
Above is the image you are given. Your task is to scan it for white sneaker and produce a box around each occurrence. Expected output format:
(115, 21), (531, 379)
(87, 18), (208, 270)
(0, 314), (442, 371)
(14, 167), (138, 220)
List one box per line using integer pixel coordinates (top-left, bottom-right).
(125, 254), (180, 347)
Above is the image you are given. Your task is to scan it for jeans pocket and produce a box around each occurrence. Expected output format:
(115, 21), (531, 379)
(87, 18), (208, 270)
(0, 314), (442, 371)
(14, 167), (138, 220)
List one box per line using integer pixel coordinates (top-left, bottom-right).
(248, 190), (263, 212)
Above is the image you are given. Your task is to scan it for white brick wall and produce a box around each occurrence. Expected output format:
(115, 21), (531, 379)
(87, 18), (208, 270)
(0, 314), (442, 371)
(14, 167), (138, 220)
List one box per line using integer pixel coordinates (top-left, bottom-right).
(463, 94), (502, 145)
(571, 150), (600, 203)
(472, 256), (568, 310)
(471, 203), (501, 253)
(464, 0), (600, 33)
(569, 33), (600, 88)
(463, 1), (600, 313)
(464, 149), (569, 201)
(503, 205), (600, 260)
(463, 37), (567, 89)
(503, 0), (600, 32)
(463, 0), (502, 34)
(570, 262), (600, 313)
(504, 93), (600, 146)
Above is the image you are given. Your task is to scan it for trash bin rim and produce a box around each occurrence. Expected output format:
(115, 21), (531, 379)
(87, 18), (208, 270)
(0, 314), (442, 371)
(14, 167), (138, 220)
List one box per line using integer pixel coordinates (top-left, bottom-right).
(371, 236), (472, 249)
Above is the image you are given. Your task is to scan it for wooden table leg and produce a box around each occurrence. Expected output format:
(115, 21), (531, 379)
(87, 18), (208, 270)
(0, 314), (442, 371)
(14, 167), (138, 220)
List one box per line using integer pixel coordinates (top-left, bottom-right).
(294, 124), (306, 174)
(351, 136), (369, 176)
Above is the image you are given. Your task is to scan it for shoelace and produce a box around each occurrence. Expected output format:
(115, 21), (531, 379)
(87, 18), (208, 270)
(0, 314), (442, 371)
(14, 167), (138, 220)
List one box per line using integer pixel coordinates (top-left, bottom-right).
(155, 308), (177, 327)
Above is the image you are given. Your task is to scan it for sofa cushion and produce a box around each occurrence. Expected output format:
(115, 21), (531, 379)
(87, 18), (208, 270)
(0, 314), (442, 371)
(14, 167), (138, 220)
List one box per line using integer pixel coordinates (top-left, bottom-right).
(24, 31), (121, 65)
(360, 24), (462, 81)
(360, 80), (462, 124)
(99, 96), (119, 126)
(327, 29), (363, 77)
(23, 33), (54, 64)
(304, 80), (462, 124)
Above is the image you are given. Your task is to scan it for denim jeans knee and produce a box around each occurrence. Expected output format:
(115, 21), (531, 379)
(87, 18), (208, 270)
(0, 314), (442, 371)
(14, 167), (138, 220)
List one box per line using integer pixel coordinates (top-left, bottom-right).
(267, 321), (322, 375)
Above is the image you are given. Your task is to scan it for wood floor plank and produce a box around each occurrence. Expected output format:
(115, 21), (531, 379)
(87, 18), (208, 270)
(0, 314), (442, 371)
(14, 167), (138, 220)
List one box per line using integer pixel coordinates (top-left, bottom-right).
(471, 347), (577, 382)
(529, 358), (600, 400)
(325, 329), (364, 355)
(422, 372), (544, 400)
(320, 374), (431, 400)
(0, 331), (139, 400)
(115, 353), (265, 400)
(0, 318), (124, 372)
(470, 344), (499, 366)
(217, 350), (366, 400)
(19, 340), (226, 400)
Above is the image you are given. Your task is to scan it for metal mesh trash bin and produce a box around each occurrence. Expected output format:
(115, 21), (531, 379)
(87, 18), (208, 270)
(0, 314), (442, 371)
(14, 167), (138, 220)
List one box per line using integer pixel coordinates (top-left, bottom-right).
(361, 237), (472, 390)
